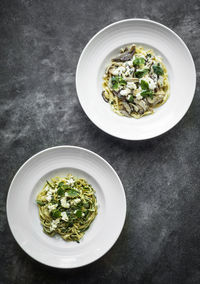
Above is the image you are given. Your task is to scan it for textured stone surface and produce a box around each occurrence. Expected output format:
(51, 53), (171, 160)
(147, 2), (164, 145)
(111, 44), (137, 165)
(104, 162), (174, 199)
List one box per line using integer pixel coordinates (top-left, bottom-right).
(0, 0), (200, 283)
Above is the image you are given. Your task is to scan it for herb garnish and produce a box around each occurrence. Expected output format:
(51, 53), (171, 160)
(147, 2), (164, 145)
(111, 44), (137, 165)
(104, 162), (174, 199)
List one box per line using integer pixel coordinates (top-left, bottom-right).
(51, 209), (61, 219)
(153, 64), (164, 75)
(111, 76), (127, 89)
(133, 57), (145, 66)
(140, 90), (154, 99)
(140, 80), (154, 99)
(134, 69), (149, 78)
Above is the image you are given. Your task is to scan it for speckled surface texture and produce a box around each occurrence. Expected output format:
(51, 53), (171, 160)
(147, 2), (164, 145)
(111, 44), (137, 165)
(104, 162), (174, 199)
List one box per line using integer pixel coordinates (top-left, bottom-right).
(1, 0), (200, 283)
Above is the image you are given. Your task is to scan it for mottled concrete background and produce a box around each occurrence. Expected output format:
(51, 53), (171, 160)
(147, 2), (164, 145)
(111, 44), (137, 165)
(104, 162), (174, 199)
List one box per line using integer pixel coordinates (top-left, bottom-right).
(0, 0), (200, 283)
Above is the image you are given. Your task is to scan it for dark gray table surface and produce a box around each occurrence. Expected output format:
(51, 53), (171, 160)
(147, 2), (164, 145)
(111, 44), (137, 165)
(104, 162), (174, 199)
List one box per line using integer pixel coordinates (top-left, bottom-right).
(1, 0), (200, 283)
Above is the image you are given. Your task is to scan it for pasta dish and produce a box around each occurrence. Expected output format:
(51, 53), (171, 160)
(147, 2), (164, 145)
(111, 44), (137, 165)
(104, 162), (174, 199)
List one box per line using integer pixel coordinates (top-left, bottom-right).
(102, 44), (169, 118)
(36, 174), (98, 242)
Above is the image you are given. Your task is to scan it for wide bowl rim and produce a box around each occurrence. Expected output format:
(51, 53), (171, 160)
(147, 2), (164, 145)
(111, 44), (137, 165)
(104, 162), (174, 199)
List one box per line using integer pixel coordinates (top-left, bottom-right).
(6, 145), (127, 269)
(76, 18), (196, 141)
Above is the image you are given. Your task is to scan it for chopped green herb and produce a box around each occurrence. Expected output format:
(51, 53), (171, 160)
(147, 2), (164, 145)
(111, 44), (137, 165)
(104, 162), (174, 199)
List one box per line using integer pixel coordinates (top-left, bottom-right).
(133, 57), (145, 66)
(62, 185), (72, 190)
(111, 76), (127, 89)
(112, 82), (118, 89)
(141, 90), (154, 99)
(57, 187), (65, 196)
(119, 79), (127, 86)
(75, 210), (82, 218)
(58, 182), (64, 187)
(153, 64), (164, 75)
(67, 189), (79, 197)
(147, 53), (152, 58)
(135, 69), (149, 78)
(36, 200), (45, 206)
(111, 76), (118, 89)
(51, 209), (61, 219)
(141, 80), (149, 90)
(128, 95), (134, 103)
(51, 198), (57, 204)
(46, 181), (54, 189)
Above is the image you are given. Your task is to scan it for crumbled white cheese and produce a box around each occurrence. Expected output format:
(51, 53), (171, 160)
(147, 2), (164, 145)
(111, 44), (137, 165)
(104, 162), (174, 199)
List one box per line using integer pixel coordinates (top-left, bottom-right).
(120, 88), (131, 96)
(50, 218), (60, 232)
(82, 213), (85, 217)
(61, 212), (69, 222)
(46, 191), (52, 202)
(48, 203), (58, 212)
(127, 82), (136, 89)
(117, 66), (126, 75)
(61, 197), (70, 208)
(111, 69), (119, 76)
(126, 60), (133, 67)
(142, 76), (157, 90)
(151, 73), (158, 82)
(124, 66), (134, 76)
(66, 178), (75, 186)
(112, 66), (126, 76)
(71, 198), (81, 206)
(148, 78), (157, 90)
(136, 93), (143, 100)
(48, 187), (57, 194)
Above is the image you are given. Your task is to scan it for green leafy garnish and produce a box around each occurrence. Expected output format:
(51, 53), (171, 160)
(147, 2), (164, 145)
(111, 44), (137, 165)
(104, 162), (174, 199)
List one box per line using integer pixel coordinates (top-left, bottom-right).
(133, 57), (145, 66)
(75, 210), (82, 218)
(141, 90), (154, 99)
(141, 80), (149, 90)
(36, 200), (45, 206)
(153, 64), (164, 75)
(147, 53), (152, 58)
(111, 76), (127, 89)
(135, 69), (149, 78)
(51, 209), (61, 219)
(128, 95), (134, 103)
(62, 185), (71, 190)
(112, 82), (118, 89)
(67, 189), (79, 197)
(119, 78), (127, 86)
(46, 181), (54, 189)
(58, 182), (64, 187)
(140, 79), (153, 98)
(57, 187), (65, 196)
(111, 76), (118, 89)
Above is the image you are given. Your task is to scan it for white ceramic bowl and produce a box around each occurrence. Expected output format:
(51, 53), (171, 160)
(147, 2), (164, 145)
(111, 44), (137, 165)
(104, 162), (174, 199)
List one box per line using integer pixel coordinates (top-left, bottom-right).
(76, 19), (196, 140)
(6, 146), (126, 268)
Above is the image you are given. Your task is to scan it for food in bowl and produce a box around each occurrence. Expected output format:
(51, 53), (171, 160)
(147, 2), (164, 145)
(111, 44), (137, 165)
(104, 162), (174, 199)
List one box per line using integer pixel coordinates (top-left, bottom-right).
(102, 44), (169, 118)
(36, 174), (98, 242)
